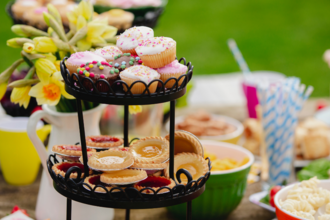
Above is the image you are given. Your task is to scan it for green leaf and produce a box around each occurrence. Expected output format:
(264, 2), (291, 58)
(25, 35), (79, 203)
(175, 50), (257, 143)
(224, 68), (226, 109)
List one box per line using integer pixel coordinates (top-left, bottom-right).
(297, 159), (330, 181)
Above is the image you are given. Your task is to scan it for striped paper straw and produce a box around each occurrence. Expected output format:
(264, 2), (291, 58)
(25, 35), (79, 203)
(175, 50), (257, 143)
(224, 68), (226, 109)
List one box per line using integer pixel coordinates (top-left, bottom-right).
(227, 39), (251, 76)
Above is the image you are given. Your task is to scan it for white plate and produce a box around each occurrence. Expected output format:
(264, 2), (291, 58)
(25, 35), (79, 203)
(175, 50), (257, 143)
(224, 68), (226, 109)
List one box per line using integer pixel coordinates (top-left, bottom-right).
(249, 191), (275, 212)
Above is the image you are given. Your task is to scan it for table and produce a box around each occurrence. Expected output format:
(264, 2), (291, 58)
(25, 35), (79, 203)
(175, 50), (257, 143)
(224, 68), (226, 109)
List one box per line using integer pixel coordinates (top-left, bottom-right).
(0, 170), (276, 220)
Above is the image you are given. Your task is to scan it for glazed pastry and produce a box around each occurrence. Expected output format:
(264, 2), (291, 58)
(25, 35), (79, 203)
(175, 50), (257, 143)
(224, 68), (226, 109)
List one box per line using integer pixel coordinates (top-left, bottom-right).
(135, 37), (176, 68)
(66, 51), (106, 75)
(301, 130), (330, 160)
(100, 169), (147, 184)
(164, 131), (203, 156)
(94, 46), (123, 62)
(76, 61), (119, 92)
(84, 175), (114, 193)
(165, 153), (208, 184)
(129, 137), (169, 164)
(12, 0), (40, 20)
(156, 60), (188, 88)
(116, 26), (154, 55)
(111, 53), (142, 72)
(88, 149), (134, 170)
(22, 7), (48, 30)
(98, 9), (134, 30)
(52, 162), (92, 179)
(86, 135), (123, 149)
(120, 65), (160, 94)
(134, 176), (175, 194)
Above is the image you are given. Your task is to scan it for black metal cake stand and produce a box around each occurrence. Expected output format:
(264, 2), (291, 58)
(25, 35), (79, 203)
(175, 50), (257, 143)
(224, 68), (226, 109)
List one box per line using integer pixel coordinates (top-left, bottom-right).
(47, 57), (211, 220)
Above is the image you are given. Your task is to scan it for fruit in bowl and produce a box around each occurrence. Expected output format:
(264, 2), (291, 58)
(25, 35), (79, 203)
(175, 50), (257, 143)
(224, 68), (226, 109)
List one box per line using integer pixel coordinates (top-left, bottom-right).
(167, 140), (254, 220)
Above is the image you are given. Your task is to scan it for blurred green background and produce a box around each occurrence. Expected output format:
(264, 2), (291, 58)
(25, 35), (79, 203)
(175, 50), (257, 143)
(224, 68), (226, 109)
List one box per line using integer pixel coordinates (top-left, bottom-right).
(1, 0), (330, 97)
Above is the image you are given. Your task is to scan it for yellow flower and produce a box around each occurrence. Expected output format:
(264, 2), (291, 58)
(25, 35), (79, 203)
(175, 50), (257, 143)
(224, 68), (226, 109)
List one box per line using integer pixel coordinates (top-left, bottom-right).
(33, 37), (57, 53)
(23, 43), (35, 54)
(11, 86), (31, 108)
(0, 82), (8, 100)
(129, 105), (142, 114)
(76, 17), (108, 51)
(67, 1), (93, 25)
(30, 59), (74, 106)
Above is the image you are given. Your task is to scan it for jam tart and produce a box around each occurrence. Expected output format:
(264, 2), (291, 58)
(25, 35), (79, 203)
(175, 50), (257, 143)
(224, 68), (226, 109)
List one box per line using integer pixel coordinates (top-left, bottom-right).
(165, 152), (208, 184)
(129, 137), (169, 164)
(101, 169), (147, 185)
(84, 175), (119, 193)
(86, 135), (123, 149)
(134, 176), (175, 194)
(130, 161), (168, 170)
(165, 131), (204, 156)
(88, 149), (134, 171)
(52, 145), (96, 156)
(52, 162), (92, 179)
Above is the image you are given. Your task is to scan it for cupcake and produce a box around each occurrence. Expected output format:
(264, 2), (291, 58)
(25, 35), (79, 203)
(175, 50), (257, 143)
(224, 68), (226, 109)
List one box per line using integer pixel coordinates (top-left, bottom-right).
(111, 53), (142, 72)
(116, 26), (154, 55)
(156, 60), (188, 88)
(66, 51), (106, 75)
(120, 65), (160, 94)
(98, 9), (134, 31)
(22, 7), (48, 30)
(94, 46), (123, 63)
(135, 37), (176, 68)
(12, 0), (40, 20)
(76, 60), (119, 92)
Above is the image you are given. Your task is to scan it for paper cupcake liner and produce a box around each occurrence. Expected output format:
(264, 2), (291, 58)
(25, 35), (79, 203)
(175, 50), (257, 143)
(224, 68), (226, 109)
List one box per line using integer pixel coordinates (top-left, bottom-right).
(160, 72), (186, 89)
(66, 62), (80, 75)
(139, 45), (176, 68)
(121, 75), (158, 94)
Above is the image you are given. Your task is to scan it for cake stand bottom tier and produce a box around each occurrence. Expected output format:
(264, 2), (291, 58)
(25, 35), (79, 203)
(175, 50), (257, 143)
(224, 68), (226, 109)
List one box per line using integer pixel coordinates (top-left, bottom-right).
(54, 183), (205, 209)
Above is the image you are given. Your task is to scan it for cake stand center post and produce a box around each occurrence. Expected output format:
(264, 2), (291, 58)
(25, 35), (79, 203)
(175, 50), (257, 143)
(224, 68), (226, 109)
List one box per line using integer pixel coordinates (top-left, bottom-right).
(124, 105), (129, 147)
(169, 100), (175, 179)
(76, 99), (90, 176)
(186, 201), (192, 220)
(67, 198), (72, 220)
(125, 209), (130, 220)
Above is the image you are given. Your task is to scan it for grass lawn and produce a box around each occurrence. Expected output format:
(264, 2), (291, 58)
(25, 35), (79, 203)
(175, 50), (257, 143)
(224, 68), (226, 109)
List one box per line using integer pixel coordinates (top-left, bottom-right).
(1, 0), (330, 97)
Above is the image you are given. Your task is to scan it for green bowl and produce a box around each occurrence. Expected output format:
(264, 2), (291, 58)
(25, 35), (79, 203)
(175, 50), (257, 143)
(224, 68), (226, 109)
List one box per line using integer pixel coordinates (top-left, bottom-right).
(167, 140), (254, 220)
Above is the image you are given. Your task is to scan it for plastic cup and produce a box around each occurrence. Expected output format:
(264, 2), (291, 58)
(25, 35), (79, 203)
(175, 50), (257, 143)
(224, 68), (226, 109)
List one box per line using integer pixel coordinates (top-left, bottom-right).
(0, 117), (50, 185)
(242, 71), (285, 118)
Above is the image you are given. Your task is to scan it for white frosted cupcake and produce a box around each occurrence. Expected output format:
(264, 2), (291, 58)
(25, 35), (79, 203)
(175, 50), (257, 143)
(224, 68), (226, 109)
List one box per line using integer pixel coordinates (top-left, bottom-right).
(135, 37), (176, 68)
(94, 46), (123, 62)
(120, 65), (160, 94)
(116, 26), (154, 55)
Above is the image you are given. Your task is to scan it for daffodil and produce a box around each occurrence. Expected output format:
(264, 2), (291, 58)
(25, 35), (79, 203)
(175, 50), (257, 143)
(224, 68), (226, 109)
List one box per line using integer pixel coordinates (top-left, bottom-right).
(23, 43), (35, 53)
(33, 37), (57, 53)
(76, 17), (108, 51)
(129, 105), (142, 114)
(67, 1), (93, 26)
(29, 59), (74, 106)
(11, 86), (31, 108)
(0, 82), (8, 100)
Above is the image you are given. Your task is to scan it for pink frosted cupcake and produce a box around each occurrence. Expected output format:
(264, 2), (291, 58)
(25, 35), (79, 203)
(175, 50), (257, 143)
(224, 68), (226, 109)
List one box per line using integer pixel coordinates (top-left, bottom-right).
(66, 51), (106, 75)
(156, 60), (188, 88)
(135, 37), (176, 68)
(94, 46), (123, 62)
(116, 26), (154, 55)
(120, 65), (160, 94)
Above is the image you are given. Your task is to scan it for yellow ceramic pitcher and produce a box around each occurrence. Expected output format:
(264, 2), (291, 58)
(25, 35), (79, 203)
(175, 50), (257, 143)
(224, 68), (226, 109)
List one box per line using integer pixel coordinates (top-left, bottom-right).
(0, 117), (50, 185)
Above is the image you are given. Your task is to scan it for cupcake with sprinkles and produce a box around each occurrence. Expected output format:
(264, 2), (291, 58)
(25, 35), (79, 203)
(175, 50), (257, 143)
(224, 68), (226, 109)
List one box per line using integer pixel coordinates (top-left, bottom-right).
(66, 51), (106, 75)
(120, 65), (160, 94)
(76, 60), (120, 92)
(135, 37), (176, 68)
(116, 26), (154, 55)
(156, 60), (188, 88)
(111, 53), (142, 73)
(94, 46), (123, 63)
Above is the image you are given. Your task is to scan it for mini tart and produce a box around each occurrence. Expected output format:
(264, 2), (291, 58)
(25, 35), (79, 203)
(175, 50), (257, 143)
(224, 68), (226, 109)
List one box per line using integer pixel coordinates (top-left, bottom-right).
(84, 175), (114, 193)
(130, 161), (168, 170)
(165, 131), (203, 156)
(52, 145), (96, 156)
(88, 149), (134, 170)
(86, 135), (123, 148)
(165, 153), (208, 184)
(134, 176), (175, 194)
(101, 169), (147, 184)
(129, 137), (169, 164)
(52, 162), (92, 179)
